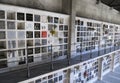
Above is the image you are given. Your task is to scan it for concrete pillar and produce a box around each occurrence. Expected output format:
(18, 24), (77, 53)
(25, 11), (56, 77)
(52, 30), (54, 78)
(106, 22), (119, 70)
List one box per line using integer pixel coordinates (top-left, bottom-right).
(62, 1), (76, 83)
(66, 69), (71, 83)
(119, 52), (120, 65)
(67, 0), (76, 65)
(98, 57), (103, 80)
(62, 0), (76, 65)
(110, 53), (115, 72)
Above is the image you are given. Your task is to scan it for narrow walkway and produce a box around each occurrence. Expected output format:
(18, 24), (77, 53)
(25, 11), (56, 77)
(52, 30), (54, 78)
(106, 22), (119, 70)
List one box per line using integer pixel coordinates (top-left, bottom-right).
(95, 66), (120, 83)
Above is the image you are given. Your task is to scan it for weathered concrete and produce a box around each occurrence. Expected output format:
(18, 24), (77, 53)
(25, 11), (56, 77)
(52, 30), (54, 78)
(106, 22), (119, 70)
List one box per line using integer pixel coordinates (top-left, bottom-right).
(0, 0), (120, 24)
(76, 0), (120, 24)
(0, 0), (62, 13)
(98, 57), (103, 80)
(62, 0), (71, 14)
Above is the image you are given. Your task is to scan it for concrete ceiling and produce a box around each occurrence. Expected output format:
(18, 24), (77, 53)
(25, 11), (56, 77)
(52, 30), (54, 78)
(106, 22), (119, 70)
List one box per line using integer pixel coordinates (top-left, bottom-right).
(101, 0), (120, 11)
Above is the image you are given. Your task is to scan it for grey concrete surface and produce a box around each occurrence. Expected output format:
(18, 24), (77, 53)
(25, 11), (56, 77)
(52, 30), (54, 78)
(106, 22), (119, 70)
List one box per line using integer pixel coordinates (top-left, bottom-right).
(0, 0), (62, 13)
(95, 66), (120, 83)
(76, 0), (120, 25)
(0, 0), (120, 24)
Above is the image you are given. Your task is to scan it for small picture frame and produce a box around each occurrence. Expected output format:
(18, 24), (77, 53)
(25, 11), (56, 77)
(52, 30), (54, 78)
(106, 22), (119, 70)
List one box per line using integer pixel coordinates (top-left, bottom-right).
(54, 17), (59, 23)
(41, 15), (47, 23)
(48, 16), (53, 23)
(0, 10), (5, 19)
(59, 18), (64, 24)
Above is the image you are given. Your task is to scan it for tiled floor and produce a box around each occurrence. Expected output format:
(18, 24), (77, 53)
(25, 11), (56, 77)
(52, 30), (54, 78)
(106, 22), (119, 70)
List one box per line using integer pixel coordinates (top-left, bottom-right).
(95, 66), (120, 83)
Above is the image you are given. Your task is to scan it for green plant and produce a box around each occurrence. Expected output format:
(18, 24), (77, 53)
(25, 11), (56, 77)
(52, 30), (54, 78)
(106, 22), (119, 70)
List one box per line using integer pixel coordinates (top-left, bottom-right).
(50, 29), (56, 36)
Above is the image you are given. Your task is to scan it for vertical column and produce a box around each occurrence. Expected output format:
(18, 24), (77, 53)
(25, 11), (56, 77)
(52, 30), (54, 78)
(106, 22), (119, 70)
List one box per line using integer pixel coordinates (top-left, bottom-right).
(62, 1), (76, 82)
(62, 0), (76, 65)
(98, 57), (103, 80)
(119, 51), (120, 66)
(110, 53), (115, 72)
(113, 25), (115, 50)
(68, 0), (76, 65)
(50, 44), (53, 70)
(26, 46), (30, 78)
(100, 23), (103, 54)
(66, 69), (71, 83)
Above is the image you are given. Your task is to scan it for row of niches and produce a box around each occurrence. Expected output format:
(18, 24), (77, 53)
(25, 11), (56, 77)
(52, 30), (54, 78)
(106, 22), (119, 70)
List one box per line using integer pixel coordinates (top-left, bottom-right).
(115, 26), (120, 32)
(102, 40), (113, 46)
(76, 26), (100, 32)
(0, 46), (68, 59)
(85, 61), (98, 82)
(0, 57), (34, 68)
(77, 41), (99, 46)
(114, 39), (119, 43)
(103, 55), (112, 72)
(75, 20), (101, 28)
(0, 60), (7, 68)
(32, 60), (99, 83)
(76, 32), (100, 36)
(102, 24), (114, 35)
(26, 48), (68, 56)
(26, 31), (68, 38)
(114, 39), (120, 42)
(102, 36), (113, 40)
(0, 10), (64, 24)
(76, 22), (115, 34)
(0, 51), (8, 60)
(0, 38), (68, 49)
(103, 24), (114, 29)
(100, 44), (111, 48)
(76, 46), (96, 52)
(0, 50), (68, 68)
(71, 60), (98, 83)
(77, 42), (98, 48)
(28, 71), (66, 83)
(78, 42), (99, 47)
(104, 42), (113, 47)
(20, 50), (68, 63)
(115, 33), (120, 35)
(104, 43), (113, 47)
(0, 31), (17, 39)
(114, 55), (120, 65)
(76, 37), (99, 43)
(0, 30), (68, 39)
(102, 30), (114, 36)
(102, 35), (113, 40)
(25, 49), (68, 58)
(0, 21), (68, 31)
(76, 40), (99, 46)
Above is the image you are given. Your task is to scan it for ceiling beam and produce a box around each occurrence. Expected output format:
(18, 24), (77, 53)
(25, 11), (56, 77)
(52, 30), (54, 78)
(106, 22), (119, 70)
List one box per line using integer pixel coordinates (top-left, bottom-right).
(114, 8), (120, 11)
(108, 0), (116, 5)
(110, 4), (120, 7)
